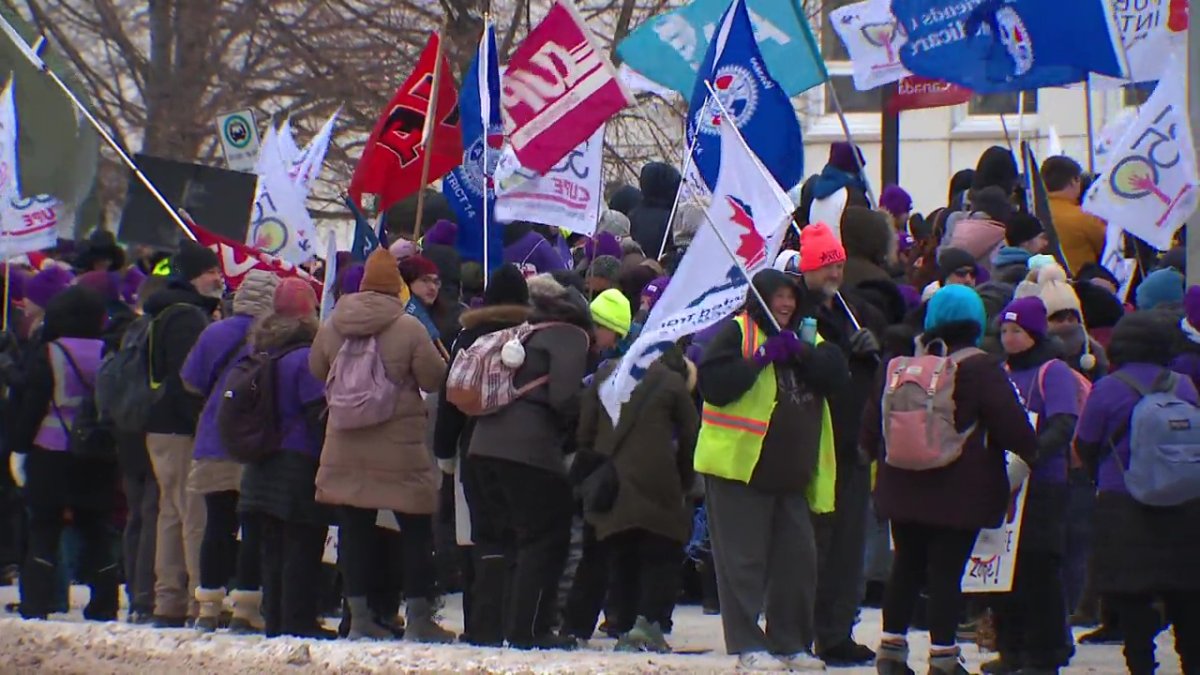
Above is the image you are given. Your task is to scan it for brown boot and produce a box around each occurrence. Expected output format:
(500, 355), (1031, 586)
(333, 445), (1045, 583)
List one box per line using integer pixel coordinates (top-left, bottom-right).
(194, 588), (226, 633)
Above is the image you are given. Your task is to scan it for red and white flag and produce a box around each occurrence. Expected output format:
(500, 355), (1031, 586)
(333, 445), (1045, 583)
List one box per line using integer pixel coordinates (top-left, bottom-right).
(501, 0), (634, 175)
(887, 76), (973, 113)
(191, 223), (323, 296)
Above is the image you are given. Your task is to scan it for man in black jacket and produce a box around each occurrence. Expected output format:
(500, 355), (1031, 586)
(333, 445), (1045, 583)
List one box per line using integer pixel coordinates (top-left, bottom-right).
(432, 264), (531, 647)
(143, 239), (222, 627)
(792, 224), (889, 667)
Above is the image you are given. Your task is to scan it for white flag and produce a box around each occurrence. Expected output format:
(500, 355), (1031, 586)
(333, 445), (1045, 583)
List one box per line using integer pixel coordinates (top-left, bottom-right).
(1089, 1), (1187, 88)
(829, 0), (910, 91)
(289, 109), (339, 191)
(276, 118), (302, 165)
(0, 81), (55, 256)
(495, 126), (605, 236)
(320, 231), (338, 322)
(1083, 65), (1199, 251)
(1099, 221), (1138, 303)
(248, 128), (317, 264)
(599, 119), (791, 423)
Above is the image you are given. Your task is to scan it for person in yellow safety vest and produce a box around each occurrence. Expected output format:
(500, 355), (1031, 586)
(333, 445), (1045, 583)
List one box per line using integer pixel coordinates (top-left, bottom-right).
(694, 268), (849, 672)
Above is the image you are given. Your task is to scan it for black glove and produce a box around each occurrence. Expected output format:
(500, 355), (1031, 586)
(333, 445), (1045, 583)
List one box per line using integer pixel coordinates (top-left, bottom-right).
(848, 328), (881, 357)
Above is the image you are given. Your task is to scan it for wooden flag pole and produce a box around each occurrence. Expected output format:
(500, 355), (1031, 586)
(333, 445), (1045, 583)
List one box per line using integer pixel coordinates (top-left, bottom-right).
(412, 30), (448, 243)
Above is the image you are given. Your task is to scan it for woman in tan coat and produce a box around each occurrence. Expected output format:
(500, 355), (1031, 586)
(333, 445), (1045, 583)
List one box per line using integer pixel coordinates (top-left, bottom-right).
(309, 248), (451, 642)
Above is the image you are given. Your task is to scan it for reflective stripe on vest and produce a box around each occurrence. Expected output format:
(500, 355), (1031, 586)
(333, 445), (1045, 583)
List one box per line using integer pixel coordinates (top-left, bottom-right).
(693, 313), (838, 513)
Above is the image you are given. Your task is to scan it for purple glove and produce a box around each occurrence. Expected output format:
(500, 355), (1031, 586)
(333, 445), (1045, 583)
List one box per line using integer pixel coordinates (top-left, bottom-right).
(753, 332), (800, 367)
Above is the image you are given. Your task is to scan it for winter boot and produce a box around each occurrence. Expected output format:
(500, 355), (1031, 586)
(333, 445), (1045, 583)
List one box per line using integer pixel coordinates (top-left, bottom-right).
(228, 589), (264, 634)
(194, 588), (226, 633)
(402, 598), (456, 644)
(615, 616), (671, 653)
(928, 648), (971, 675)
(346, 596), (393, 640)
(876, 639), (916, 675)
(981, 656), (1022, 674)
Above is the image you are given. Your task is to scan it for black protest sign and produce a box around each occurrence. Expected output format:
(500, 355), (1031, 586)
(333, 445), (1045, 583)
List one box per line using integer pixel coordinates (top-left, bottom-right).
(118, 155), (257, 249)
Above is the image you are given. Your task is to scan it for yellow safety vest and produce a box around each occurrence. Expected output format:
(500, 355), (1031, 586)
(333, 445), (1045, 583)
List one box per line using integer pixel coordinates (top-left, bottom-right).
(694, 313), (838, 514)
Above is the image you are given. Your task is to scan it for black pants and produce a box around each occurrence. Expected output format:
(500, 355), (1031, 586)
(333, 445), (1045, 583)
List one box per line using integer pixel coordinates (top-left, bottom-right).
(883, 521), (979, 647)
(563, 522), (610, 639)
(22, 504), (118, 619)
(466, 457), (573, 643)
(258, 514), (326, 637)
(607, 529), (681, 629)
(994, 549), (1070, 668)
(814, 461), (871, 651)
(199, 490), (261, 590)
(338, 506), (434, 600)
(1111, 591), (1200, 675)
(121, 467), (158, 615)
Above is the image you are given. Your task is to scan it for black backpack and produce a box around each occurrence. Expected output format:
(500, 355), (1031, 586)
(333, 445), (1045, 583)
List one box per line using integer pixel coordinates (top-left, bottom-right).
(48, 341), (117, 462)
(217, 344), (306, 464)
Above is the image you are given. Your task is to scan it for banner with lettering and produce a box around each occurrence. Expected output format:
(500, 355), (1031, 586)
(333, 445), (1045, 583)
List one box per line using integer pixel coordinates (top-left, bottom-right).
(494, 125), (604, 236)
(2, 195), (67, 255)
(1091, 0), (1188, 88)
(963, 469), (1028, 594)
(501, 0), (634, 174)
(1083, 65), (1199, 251)
(829, 0), (910, 91)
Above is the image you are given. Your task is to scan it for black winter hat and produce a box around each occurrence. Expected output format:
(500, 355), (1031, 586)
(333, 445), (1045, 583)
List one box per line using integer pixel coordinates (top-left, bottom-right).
(73, 228), (127, 272)
(172, 238), (220, 281)
(937, 247), (977, 284)
(1005, 213), (1044, 246)
(1073, 279), (1125, 330)
(972, 146), (1020, 193)
(483, 264), (530, 307)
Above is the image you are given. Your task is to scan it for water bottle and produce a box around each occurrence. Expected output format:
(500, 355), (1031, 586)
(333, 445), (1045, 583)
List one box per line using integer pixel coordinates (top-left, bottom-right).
(799, 317), (818, 345)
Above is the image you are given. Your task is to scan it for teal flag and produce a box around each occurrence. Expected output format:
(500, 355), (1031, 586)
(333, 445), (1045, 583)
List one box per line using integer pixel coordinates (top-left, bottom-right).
(617, 0), (826, 97)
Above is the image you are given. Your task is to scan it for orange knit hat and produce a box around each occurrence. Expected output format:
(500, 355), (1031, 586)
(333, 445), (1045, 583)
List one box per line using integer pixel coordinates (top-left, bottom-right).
(799, 222), (847, 273)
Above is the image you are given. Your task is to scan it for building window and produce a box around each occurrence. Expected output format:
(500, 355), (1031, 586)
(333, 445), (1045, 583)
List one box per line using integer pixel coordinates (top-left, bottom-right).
(819, 0), (883, 115)
(1124, 83), (1153, 107)
(968, 92), (1039, 116)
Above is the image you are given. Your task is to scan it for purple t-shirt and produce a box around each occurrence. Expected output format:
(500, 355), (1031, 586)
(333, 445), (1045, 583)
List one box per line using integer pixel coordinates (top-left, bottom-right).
(181, 314), (253, 461)
(275, 347), (325, 457)
(1076, 363), (1200, 494)
(1007, 359), (1083, 484)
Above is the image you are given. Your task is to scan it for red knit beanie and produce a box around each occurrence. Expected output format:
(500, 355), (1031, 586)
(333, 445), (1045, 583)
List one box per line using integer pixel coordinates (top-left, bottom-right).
(799, 222), (847, 273)
(397, 254), (439, 285)
(273, 277), (318, 318)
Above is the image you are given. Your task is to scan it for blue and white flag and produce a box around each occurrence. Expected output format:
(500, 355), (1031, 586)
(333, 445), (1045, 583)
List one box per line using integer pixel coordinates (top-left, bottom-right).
(686, 0), (806, 192)
(600, 116), (791, 423)
(892, 0), (1128, 93)
(442, 24), (504, 272)
(344, 194), (380, 263)
(617, 0), (825, 98)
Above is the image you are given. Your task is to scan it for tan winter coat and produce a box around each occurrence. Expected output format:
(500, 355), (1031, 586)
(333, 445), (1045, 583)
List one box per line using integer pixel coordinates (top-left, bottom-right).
(309, 291), (446, 514)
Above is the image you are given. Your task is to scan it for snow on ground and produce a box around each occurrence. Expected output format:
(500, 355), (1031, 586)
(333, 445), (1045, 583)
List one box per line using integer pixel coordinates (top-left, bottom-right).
(0, 585), (1180, 673)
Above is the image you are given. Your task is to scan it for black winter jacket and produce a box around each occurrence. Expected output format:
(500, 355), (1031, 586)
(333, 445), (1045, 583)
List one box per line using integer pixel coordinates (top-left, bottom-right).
(143, 279), (219, 435)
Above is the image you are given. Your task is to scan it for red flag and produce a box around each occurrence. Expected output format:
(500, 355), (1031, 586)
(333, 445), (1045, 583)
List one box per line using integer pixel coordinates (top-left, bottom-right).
(887, 76), (973, 114)
(501, 0), (634, 174)
(349, 33), (463, 212)
(191, 224), (323, 297)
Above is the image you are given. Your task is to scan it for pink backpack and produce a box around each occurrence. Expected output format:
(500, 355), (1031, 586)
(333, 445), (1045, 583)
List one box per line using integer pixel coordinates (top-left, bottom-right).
(445, 322), (588, 416)
(325, 335), (397, 430)
(881, 342), (984, 470)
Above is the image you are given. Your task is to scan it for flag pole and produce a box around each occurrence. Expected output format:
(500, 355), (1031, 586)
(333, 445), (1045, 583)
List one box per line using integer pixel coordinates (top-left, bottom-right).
(413, 30), (448, 242)
(2, 255), (10, 333)
(0, 20), (196, 242)
(482, 18), (492, 289)
(1017, 91), (1026, 150)
(697, 205), (781, 333)
(1084, 79), (1096, 173)
(658, 127), (702, 260)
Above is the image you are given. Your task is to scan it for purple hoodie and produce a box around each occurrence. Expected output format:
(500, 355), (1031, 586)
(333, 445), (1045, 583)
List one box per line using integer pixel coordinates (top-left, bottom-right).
(1076, 362), (1200, 494)
(504, 231), (568, 276)
(181, 314), (254, 461)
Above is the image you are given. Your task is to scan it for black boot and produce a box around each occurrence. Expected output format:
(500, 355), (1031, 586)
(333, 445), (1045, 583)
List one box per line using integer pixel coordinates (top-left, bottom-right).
(467, 554), (506, 647)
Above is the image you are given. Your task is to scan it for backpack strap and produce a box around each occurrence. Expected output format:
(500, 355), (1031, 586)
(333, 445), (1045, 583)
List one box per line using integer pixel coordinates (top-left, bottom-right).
(47, 341), (93, 435)
(203, 332), (250, 398)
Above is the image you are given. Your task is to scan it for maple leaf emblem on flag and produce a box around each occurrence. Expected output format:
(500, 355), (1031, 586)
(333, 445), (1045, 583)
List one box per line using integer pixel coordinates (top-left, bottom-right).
(727, 195), (766, 270)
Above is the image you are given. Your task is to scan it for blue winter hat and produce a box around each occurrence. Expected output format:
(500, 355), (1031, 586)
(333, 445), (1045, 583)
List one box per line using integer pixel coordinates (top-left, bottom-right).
(1135, 267), (1185, 310)
(925, 284), (987, 338)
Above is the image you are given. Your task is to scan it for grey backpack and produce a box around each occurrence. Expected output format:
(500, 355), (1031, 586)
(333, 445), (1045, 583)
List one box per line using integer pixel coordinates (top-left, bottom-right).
(1111, 370), (1200, 507)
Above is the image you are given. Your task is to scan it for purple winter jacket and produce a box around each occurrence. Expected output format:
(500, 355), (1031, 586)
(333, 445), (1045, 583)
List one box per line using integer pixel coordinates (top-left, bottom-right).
(504, 231), (568, 276)
(181, 314), (254, 461)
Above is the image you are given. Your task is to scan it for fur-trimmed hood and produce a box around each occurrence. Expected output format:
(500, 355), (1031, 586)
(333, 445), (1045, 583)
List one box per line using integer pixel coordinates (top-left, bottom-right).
(459, 304), (531, 331)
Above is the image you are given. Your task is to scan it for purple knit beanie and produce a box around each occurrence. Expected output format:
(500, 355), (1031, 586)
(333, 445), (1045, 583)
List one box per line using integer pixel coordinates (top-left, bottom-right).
(424, 219), (458, 247)
(880, 185), (913, 217)
(120, 266), (147, 305)
(25, 266), (75, 309)
(75, 270), (121, 303)
(583, 232), (623, 262)
(338, 263), (365, 297)
(1001, 296), (1048, 340)
(829, 142), (865, 173)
